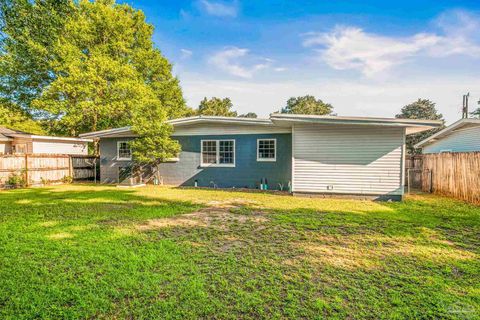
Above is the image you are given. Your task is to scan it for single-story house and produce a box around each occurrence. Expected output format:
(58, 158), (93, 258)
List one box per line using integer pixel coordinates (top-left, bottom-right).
(80, 114), (442, 200)
(415, 118), (480, 153)
(0, 127), (91, 155)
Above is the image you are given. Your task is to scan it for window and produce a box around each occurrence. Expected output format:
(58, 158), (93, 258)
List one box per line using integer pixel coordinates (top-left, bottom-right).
(12, 144), (27, 154)
(257, 139), (276, 161)
(201, 140), (235, 167)
(117, 141), (132, 160)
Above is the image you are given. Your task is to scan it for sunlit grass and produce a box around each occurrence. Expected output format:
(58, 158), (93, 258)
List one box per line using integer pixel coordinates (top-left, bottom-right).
(0, 184), (479, 319)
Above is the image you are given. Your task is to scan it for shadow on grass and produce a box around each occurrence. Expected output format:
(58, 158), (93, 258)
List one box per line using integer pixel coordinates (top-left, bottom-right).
(1, 185), (478, 250)
(0, 185), (478, 319)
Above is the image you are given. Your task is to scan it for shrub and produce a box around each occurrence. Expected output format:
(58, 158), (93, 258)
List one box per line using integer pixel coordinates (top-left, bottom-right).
(7, 173), (26, 187)
(62, 176), (73, 184)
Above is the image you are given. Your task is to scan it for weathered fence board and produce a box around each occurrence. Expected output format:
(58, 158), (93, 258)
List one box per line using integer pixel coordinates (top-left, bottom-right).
(0, 154), (97, 187)
(71, 155), (97, 180)
(422, 152), (480, 205)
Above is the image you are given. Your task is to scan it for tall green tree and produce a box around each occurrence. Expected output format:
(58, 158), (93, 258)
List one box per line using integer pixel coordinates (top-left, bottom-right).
(0, 0), (73, 117)
(280, 95), (333, 115)
(30, 0), (188, 137)
(0, 100), (45, 133)
(396, 99), (445, 154)
(129, 94), (180, 164)
(197, 97), (237, 117)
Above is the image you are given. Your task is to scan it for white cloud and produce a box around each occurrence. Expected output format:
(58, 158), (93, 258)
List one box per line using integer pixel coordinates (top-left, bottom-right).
(179, 72), (480, 123)
(274, 67), (287, 72)
(198, 0), (238, 17)
(180, 49), (193, 59)
(303, 10), (480, 77)
(430, 9), (480, 57)
(208, 47), (271, 78)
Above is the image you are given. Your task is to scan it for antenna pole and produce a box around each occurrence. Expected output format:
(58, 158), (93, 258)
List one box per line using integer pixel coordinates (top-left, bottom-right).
(462, 93), (470, 119)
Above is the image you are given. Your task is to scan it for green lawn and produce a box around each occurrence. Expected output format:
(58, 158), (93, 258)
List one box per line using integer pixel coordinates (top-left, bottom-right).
(0, 185), (479, 319)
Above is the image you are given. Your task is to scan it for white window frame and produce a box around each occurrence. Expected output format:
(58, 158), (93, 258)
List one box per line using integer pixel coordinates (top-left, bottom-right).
(200, 139), (235, 167)
(117, 140), (132, 161)
(257, 138), (276, 162)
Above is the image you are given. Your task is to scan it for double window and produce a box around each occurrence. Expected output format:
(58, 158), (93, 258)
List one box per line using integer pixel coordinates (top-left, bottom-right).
(201, 140), (235, 167)
(117, 141), (132, 161)
(257, 139), (276, 161)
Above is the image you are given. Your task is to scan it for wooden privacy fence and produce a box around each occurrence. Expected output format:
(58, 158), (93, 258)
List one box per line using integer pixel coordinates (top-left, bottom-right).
(0, 154), (98, 187)
(422, 152), (480, 205)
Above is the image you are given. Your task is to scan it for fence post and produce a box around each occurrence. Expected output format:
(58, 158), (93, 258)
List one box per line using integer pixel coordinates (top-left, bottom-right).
(24, 154), (29, 187)
(407, 169), (410, 194)
(68, 156), (73, 178)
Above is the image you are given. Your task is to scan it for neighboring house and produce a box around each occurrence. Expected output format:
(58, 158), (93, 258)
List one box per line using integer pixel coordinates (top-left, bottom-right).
(0, 127), (91, 155)
(415, 118), (480, 153)
(80, 115), (441, 200)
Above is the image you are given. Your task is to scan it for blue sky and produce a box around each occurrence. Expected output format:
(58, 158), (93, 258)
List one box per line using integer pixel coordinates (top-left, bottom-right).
(120, 0), (480, 123)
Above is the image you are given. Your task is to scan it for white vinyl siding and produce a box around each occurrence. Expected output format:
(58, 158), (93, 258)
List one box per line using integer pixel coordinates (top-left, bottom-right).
(173, 123), (290, 136)
(423, 126), (480, 153)
(32, 140), (88, 155)
(292, 124), (404, 196)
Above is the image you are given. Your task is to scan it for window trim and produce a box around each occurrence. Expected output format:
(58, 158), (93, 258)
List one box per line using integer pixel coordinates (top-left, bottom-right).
(117, 140), (132, 161)
(12, 143), (27, 154)
(257, 138), (277, 162)
(200, 139), (235, 167)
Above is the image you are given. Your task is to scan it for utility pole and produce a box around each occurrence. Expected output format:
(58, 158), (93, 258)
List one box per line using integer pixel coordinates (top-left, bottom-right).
(462, 93), (470, 119)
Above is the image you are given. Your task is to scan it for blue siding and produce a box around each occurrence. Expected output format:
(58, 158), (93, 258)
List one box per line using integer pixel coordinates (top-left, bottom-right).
(423, 126), (480, 153)
(158, 133), (292, 190)
(99, 137), (135, 183)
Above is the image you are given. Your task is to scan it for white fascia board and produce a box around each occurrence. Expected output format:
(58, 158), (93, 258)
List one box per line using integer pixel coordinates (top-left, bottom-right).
(31, 135), (93, 143)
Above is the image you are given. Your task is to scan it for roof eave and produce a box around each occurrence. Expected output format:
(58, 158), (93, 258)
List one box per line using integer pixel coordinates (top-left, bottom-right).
(79, 116), (275, 138)
(79, 126), (132, 139)
(168, 116), (273, 126)
(270, 115), (443, 134)
(415, 118), (480, 148)
(30, 135), (93, 143)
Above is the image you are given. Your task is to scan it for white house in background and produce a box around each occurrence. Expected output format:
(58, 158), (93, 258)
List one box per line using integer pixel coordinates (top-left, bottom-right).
(0, 127), (91, 155)
(415, 118), (480, 153)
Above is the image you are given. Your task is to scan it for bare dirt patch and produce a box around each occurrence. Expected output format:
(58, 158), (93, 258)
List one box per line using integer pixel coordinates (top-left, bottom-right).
(296, 234), (478, 271)
(136, 206), (269, 232)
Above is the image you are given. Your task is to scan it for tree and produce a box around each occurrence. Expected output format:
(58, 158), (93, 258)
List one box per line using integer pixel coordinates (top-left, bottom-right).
(470, 107), (480, 118)
(238, 112), (257, 118)
(280, 95), (333, 115)
(197, 97), (237, 117)
(0, 0), (73, 117)
(396, 99), (445, 154)
(1, 0), (189, 146)
(0, 100), (45, 134)
(29, 0), (188, 138)
(129, 94), (179, 164)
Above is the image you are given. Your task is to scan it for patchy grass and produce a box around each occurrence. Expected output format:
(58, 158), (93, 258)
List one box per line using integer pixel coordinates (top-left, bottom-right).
(0, 185), (479, 319)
